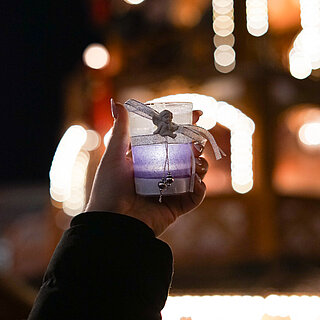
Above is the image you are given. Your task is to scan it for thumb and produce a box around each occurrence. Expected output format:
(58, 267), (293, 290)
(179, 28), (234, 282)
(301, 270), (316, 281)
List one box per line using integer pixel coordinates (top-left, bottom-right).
(104, 99), (130, 162)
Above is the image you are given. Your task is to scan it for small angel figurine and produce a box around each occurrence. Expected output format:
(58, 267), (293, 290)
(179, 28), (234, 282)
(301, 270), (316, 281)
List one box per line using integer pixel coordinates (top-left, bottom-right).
(152, 110), (179, 138)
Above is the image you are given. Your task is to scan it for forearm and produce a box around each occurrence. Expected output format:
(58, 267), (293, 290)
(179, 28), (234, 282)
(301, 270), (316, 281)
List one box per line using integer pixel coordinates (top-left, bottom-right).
(28, 212), (173, 320)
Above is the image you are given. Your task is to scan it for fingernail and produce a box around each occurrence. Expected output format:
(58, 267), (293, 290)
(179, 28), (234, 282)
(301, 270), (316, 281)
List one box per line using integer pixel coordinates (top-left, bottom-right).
(111, 98), (118, 119)
(194, 142), (204, 153)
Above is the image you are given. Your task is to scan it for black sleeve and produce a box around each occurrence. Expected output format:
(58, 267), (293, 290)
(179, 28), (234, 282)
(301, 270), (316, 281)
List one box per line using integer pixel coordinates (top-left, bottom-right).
(28, 212), (173, 320)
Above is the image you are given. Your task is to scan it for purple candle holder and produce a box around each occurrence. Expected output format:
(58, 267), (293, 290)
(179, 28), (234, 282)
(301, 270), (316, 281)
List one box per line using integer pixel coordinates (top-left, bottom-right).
(128, 102), (195, 196)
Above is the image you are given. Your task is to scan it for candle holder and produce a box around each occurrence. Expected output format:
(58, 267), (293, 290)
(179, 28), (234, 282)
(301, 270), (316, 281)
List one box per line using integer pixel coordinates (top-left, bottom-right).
(125, 98), (225, 201)
(128, 101), (195, 198)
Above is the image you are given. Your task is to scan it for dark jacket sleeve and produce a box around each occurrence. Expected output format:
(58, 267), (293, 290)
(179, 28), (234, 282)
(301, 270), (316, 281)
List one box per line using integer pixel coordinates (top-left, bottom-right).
(28, 212), (173, 320)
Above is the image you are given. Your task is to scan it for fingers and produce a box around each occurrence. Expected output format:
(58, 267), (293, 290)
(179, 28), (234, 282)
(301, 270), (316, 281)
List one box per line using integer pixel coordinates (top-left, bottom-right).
(195, 157), (208, 180)
(192, 141), (205, 157)
(102, 99), (130, 163)
(192, 110), (203, 125)
(177, 174), (206, 215)
(126, 149), (132, 158)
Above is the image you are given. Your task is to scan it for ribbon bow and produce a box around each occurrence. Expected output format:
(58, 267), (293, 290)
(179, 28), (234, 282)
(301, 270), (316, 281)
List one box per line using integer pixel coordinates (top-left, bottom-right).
(124, 99), (226, 160)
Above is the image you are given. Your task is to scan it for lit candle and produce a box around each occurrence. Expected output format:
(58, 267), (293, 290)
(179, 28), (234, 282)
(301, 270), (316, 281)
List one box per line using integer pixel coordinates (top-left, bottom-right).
(128, 102), (194, 196)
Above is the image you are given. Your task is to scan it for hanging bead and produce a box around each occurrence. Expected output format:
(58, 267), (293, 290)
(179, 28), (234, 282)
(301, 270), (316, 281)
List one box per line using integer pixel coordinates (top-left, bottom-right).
(165, 173), (174, 186)
(159, 191), (163, 203)
(158, 180), (167, 190)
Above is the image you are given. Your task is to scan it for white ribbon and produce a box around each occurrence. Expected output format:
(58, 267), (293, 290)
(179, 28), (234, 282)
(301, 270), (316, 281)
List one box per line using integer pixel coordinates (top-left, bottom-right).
(124, 99), (226, 160)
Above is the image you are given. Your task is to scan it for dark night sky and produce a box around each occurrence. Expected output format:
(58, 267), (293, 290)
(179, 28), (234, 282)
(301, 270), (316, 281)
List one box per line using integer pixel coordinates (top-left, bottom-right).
(1, 0), (97, 183)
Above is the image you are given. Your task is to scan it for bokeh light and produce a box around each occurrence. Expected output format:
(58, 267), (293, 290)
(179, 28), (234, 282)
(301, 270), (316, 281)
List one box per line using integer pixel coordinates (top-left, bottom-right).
(63, 150), (90, 216)
(162, 294), (320, 320)
(299, 122), (320, 146)
(214, 34), (235, 47)
(212, 0), (236, 73)
(49, 125), (87, 203)
(83, 130), (101, 151)
(123, 0), (145, 4)
(83, 43), (110, 70)
(214, 45), (236, 67)
(103, 128), (113, 148)
(289, 0), (320, 79)
(246, 0), (269, 37)
(289, 48), (313, 79)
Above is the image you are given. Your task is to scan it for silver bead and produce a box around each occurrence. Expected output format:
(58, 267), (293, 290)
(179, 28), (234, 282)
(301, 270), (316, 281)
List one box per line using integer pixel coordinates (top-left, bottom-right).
(165, 173), (174, 186)
(158, 181), (167, 190)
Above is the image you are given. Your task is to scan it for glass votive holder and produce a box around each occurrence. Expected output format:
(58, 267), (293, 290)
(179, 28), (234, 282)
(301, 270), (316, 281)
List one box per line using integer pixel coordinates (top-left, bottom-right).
(128, 101), (194, 196)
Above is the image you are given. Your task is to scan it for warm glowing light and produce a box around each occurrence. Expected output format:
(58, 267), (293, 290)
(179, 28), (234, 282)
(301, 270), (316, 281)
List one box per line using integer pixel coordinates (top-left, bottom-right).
(217, 101), (240, 128)
(148, 94), (255, 194)
(247, 23), (269, 37)
(214, 60), (236, 73)
(49, 125), (87, 204)
(49, 125), (91, 216)
(63, 150), (90, 216)
(300, 0), (320, 29)
(213, 2), (233, 15)
(213, 16), (234, 36)
(299, 122), (320, 146)
(172, 3), (202, 27)
(214, 34), (235, 47)
(230, 127), (254, 191)
(103, 128), (113, 148)
(212, 0), (236, 73)
(289, 0), (320, 79)
(123, 0), (145, 4)
(83, 43), (110, 70)
(214, 45), (236, 67)
(289, 48), (312, 79)
(162, 294), (320, 320)
(83, 130), (101, 151)
(294, 29), (320, 70)
(246, 0), (269, 37)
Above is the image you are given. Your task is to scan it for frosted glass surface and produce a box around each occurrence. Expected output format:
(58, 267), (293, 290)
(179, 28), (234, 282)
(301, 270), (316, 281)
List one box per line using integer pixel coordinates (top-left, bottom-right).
(132, 143), (192, 179)
(128, 101), (194, 195)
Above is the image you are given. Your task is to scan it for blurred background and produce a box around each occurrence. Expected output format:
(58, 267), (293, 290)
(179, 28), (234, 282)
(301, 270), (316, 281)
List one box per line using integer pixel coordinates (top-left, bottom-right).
(1, 0), (320, 319)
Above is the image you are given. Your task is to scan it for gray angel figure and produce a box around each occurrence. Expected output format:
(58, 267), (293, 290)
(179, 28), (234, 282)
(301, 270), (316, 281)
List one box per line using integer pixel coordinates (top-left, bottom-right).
(152, 110), (179, 138)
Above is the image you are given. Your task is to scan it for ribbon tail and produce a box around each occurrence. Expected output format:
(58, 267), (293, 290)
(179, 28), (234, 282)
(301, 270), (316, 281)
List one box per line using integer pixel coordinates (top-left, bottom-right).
(180, 125), (226, 160)
(219, 147), (226, 157)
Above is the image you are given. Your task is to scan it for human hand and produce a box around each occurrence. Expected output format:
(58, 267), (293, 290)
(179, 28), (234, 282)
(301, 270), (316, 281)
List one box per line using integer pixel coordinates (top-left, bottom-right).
(85, 99), (208, 236)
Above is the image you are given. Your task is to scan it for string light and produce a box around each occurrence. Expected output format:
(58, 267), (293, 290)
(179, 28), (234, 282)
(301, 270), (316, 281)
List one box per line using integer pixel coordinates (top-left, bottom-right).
(212, 0), (236, 73)
(162, 294), (320, 320)
(289, 48), (312, 79)
(148, 94), (255, 194)
(63, 150), (90, 216)
(246, 0), (269, 37)
(289, 0), (320, 79)
(214, 34), (235, 47)
(83, 43), (110, 70)
(214, 45), (236, 67)
(83, 130), (101, 151)
(123, 0), (145, 4)
(49, 125), (94, 216)
(49, 125), (87, 203)
(298, 122), (320, 146)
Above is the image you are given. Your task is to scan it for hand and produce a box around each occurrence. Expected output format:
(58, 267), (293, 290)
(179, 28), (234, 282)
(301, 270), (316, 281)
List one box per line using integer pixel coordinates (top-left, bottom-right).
(85, 99), (209, 236)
